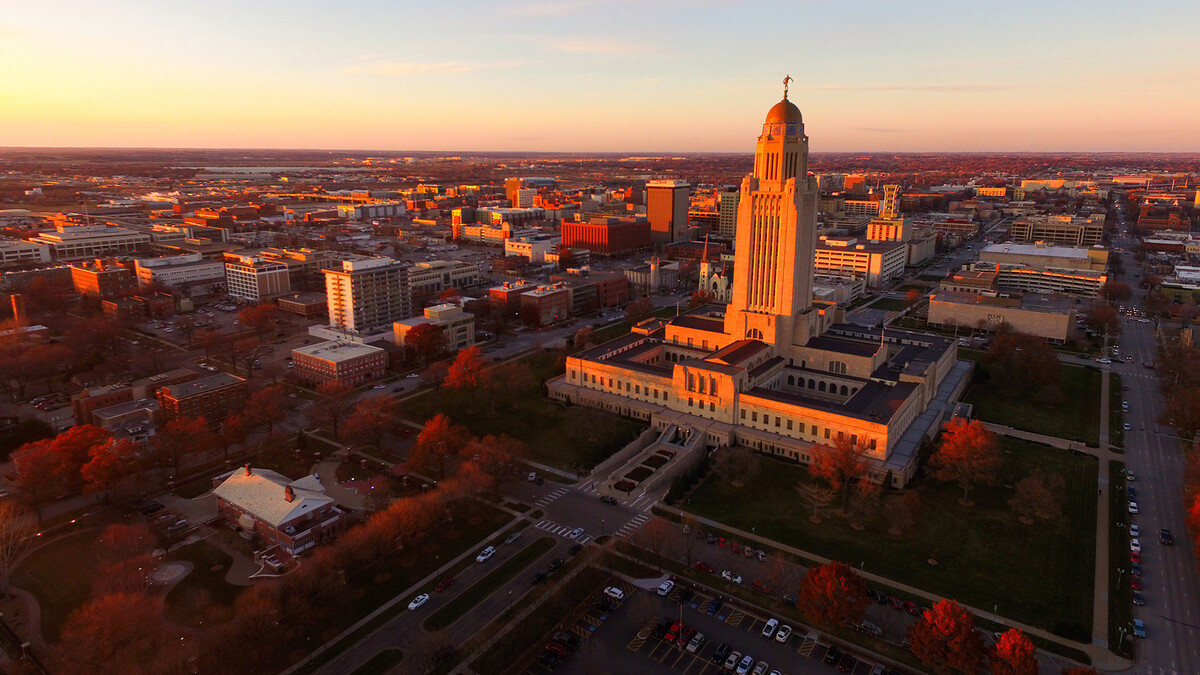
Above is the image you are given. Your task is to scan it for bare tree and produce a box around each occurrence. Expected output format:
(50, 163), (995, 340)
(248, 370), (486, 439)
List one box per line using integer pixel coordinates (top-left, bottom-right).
(633, 517), (673, 571)
(0, 500), (37, 597)
(796, 481), (835, 523)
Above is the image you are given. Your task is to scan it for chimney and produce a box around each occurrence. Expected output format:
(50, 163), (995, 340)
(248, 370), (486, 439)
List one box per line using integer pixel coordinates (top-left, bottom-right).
(284, 486), (295, 502)
(244, 463), (251, 476)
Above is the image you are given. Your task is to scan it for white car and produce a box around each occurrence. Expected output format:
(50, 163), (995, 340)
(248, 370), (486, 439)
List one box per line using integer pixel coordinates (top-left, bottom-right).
(407, 593), (429, 610)
(721, 570), (743, 584)
(475, 546), (495, 563)
(603, 586), (625, 600)
(1130, 538), (1141, 552)
(1127, 471), (1136, 482)
(657, 580), (675, 596)
(1129, 502), (1139, 514)
(1097, 357), (1111, 364)
(372, 384), (386, 389)
(774, 624), (792, 643)
(1130, 524), (1140, 537)
(761, 617), (778, 638)
(569, 527), (585, 540)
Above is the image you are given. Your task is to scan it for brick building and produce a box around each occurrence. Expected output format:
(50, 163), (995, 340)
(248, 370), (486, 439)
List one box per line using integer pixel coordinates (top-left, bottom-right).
(291, 340), (387, 387)
(156, 373), (248, 425)
(560, 217), (651, 257)
(213, 466), (347, 557)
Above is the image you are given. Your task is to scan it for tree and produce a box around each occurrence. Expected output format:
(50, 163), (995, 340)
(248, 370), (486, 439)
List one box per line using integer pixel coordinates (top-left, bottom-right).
(154, 416), (216, 477)
(931, 418), (1002, 505)
(1145, 289), (1171, 319)
(344, 395), (401, 450)
(306, 382), (355, 439)
(687, 289), (716, 310)
(1098, 281), (1132, 303)
(906, 288), (923, 306)
(1009, 470), (1064, 523)
(990, 629), (1038, 675)
(795, 481), (835, 523)
(81, 437), (139, 501)
(56, 592), (183, 674)
(797, 560), (868, 628)
(408, 413), (469, 478)
(986, 330), (1062, 398)
(907, 599), (985, 675)
(444, 345), (489, 391)
(12, 424), (112, 502)
(1083, 302), (1121, 337)
(573, 326), (595, 349)
(470, 434), (527, 500)
(245, 385), (289, 435)
(624, 296), (654, 324)
(175, 314), (197, 347)
(405, 322), (447, 366)
(884, 491), (922, 536)
(0, 500), (37, 597)
(632, 517), (673, 570)
(238, 303), (279, 343)
(716, 445), (761, 488)
(848, 475), (882, 529)
(809, 435), (870, 515)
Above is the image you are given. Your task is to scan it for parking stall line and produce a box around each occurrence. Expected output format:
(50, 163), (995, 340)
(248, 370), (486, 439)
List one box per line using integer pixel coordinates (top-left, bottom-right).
(725, 609), (745, 626)
(627, 637), (646, 652)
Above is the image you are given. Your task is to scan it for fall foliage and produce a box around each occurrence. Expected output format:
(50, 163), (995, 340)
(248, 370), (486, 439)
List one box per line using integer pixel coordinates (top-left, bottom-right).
(408, 413), (470, 478)
(906, 599), (985, 675)
(1009, 470), (1064, 523)
(931, 418), (1002, 504)
(344, 395), (402, 449)
(797, 560), (868, 628)
(809, 435), (870, 514)
(990, 628), (1038, 675)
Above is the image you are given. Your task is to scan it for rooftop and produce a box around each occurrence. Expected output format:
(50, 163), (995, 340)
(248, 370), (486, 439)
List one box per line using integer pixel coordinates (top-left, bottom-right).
(161, 372), (245, 399)
(293, 340), (385, 360)
(213, 467), (336, 528)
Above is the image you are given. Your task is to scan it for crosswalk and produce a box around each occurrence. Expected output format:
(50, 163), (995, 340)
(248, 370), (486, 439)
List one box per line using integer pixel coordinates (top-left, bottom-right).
(535, 487), (569, 508)
(614, 513), (650, 539)
(534, 519), (591, 544)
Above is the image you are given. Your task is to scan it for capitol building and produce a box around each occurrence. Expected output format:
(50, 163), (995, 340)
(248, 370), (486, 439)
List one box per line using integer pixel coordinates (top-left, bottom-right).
(547, 85), (972, 487)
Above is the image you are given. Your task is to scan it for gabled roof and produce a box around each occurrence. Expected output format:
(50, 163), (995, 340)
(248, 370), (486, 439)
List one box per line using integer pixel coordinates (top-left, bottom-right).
(213, 468), (334, 528)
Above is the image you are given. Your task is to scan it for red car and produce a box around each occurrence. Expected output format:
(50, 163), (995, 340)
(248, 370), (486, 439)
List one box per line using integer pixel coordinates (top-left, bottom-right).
(731, 542), (741, 554)
(544, 642), (567, 657)
(1130, 576), (1143, 590)
(903, 600), (921, 616)
(665, 621), (683, 644)
(434, 577), (454, 592)
(679, 625), (697, 646)
(752, 579), (773, 594)
(717, 537), (727, 548)
(1130, 551), (1141, 563)
(890, 597), (906, 611)
(693, 561), (715, 573)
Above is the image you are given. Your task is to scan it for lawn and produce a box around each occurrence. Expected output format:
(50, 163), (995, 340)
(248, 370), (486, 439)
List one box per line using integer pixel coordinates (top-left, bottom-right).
(868, 297), (912, 312)
(964, 358), (1102, 445)
(686, 438), (1098, 640)
(423, 536), (557, 631)
(12, 530), (101, 642)
(1109, 373), (1125, 451)
(164, 541), (241, 626)
(405, 349), (646, 471)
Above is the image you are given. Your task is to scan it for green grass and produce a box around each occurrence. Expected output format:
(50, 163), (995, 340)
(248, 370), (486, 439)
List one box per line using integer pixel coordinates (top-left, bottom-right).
(164, 541), (240, 626)
(174, 475), (213, 498)
(1109, 373), (1125, 451)
(12, 530), (101, 641)
(423, 536), (557, 632)
(869, 297), (912, 311)
(350, 648), (403, 675)
(1108, 460), (1134, 658)
(964, 358), (1102, 445)
(686, 438), (1098, 640)
(405, 350), (645, 471)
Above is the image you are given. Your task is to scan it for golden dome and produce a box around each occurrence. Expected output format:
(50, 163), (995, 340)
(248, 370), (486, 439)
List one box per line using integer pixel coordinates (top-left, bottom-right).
(765, 98), (802, 124)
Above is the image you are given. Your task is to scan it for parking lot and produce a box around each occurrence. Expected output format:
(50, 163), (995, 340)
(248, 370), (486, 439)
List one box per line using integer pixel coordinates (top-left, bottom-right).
(521, 579), (898, 675)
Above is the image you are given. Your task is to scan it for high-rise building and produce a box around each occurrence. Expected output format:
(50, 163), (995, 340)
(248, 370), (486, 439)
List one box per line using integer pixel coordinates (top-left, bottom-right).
(224, 255), (290, 302)
(646, 179), (690, 246)
(717, 187), (740, 238)
(866, 185), (907, 242)
(323, 257), (411, 336)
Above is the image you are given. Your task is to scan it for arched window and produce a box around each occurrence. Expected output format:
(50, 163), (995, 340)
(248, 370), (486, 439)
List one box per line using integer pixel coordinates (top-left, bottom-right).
(818, 382), (826, 392)
(840, 385), (848, 396)
(787, 375), (795, 386)
(746, 328), (764, 340)
(807, 379), (815, 389)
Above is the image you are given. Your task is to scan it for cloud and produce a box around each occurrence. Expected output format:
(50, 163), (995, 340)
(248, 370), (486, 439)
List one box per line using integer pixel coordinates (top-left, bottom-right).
(804, 83), (1016, 93)
(501, 0), (596, 17)
(851, 127), (907, 133)
(550, 38), (654, 55)
(341, 58), (526, 76)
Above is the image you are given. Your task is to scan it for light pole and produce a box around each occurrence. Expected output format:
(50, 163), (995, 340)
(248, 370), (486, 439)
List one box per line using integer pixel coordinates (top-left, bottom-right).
(992, 604), (998, 625)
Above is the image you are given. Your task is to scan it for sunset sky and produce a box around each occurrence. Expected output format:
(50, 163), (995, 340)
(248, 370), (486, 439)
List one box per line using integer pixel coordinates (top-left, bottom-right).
(2, 0), (1197, 153)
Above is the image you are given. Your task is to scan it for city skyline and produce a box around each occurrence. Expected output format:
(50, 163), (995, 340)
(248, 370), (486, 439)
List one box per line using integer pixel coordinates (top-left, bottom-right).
(2, 0), (1199, 153)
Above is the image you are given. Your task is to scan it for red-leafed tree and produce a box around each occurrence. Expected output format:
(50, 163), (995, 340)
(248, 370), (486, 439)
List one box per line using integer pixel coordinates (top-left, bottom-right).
(405, 322), (447, 366)
(408, 413), (470, 478)
(11, 437), (63, 517)
(990, 628), (1038, 675)
(796, 560), (868, 628)
(245, 385), (289, 435)
(444, 345), (489, 390)
(932, 418), (1002, 505)
(55, 592), (185, 674)
(153, 416), (216, 476)
(81, 437), (139, 501)
(624, 296), (654, 324)
(344, 395), (401, 450)
(469, 434), (527, 500)
(238, 303), (279, 343)
(809, 435), (870, 515)
(906, 599), (985, 675)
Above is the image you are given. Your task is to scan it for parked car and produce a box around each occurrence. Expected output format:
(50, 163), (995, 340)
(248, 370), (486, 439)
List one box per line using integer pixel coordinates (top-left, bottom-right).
(657, 579), (675, 596)
(721, 570), (742, 584)
(712, 642), (731, 663)
(1132, 619), (1146, 638)
(761, 618), (778, 639)
(1133, 591), (1145, 606)
(568, 543), (583, 556)
(824, 646), (842, 664)
(603, 586), (625, 600)
(725, 650), (743, 671)
(686, 631), (706, 653)
(694, 561), (715, 573)
(736, 654), (754, 675)
(774, 624), (793, 643)
(651, 617), (672, 639)
(664, 621), (683, 644)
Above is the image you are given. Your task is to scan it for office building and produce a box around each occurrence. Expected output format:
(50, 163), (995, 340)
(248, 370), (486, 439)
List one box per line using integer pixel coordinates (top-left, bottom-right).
(975, 242), (1108, 297)
(646, 180), (690, 246)
(291, 340), (388, 387)
(70, 259), (137, 298)
(394, 303), (477, 352)
(561, 216), (651, 257)
(156, 373), (248, 426)
(1008, 215), (1104, 246)
(813, 236), (907, 288)
(224, 255), (290, 302)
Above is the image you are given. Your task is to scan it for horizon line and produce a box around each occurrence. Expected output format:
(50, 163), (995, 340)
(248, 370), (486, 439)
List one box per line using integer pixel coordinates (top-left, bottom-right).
(3, 146), (1199, 157)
